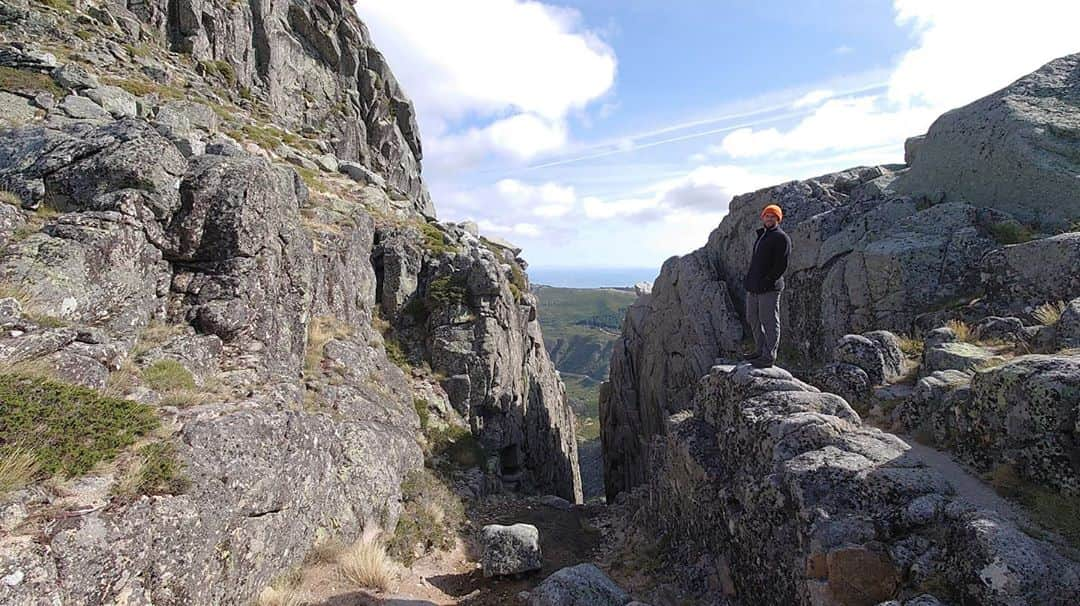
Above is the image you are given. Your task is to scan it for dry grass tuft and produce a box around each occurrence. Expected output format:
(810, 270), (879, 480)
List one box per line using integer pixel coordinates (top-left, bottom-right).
(897, 334), (924, 358)
(338, 527), (397, 593)
(0, 190), (20, 207)
(256, 586), (306, 606)
(1032, 300), (1066, 326)
(0, 448), (39, 495)
(304, 316), (353, 377)
(946, 319), (973, 343)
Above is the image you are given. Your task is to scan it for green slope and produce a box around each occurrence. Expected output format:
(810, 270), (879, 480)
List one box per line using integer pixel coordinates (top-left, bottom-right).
(533, 285), (638, 437)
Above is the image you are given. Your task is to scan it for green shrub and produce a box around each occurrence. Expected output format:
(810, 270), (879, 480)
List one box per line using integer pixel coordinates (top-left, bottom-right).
(420, 223), (455, 256)
(508, 262), (527, 304)
(386, 469), (465, 565)
(427, 275), (467, 308)
(384, 337), (411, 371)
(426, 425), (484, 469)
(293, 166), (327, 193)
(0, 373), (158, 478)
(989, 221), (1036, 245)
(402, 296), (429, 325)
(199, 60), (237, 86)
(413, 398), (430, 431)
(141, 360), (196, 392)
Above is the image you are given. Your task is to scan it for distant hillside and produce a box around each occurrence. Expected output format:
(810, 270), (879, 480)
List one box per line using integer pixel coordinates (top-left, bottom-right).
(533, 285), (638, 438)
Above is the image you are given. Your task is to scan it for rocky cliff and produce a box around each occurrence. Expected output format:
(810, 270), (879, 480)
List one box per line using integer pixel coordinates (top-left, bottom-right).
(601, 52), (1080, 501)
(0, 0), (577, 603)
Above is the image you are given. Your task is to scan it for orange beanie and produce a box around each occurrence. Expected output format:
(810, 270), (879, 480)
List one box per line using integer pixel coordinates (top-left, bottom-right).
(761, 204), (783, 222)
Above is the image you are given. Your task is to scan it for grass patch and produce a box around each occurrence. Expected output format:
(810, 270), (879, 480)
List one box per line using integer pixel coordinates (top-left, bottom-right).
(132, 321), (187, 356)
(989, 221), (1036, 245)
(413, 398), (431, 431)
(122, 43), (153, 59)
(199, 60), (237, 86)
(338, 527), (396, 592)
(420, 222), (456, 256)
(30, 0), (73, 14)
(426, 425), (485, 469)
(1033, 300), (1066, 326)
(387, 468), (465, 566)
(104, 76), (185, 100)
(508, 262), (527, 304)
(231, 123), (300, 151)
(112, 441), (189, 499)
(0, 190), (20, 206)
(294, 165), (328, 194)
(946, 319), (973, 343)
(990, 463), (1080, 547)
(305, 316), (353, 377)
(384, 337), (411, 371)
(305, 535), (346, 565)
(0, 374), (158, 478)
(0, 447), (39, 495)
(141, 360), (196, 392)
(0, 66), (63, 96)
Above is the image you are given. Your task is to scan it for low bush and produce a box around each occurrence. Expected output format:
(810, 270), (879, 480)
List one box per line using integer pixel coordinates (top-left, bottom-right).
(141, 359), (196, 392)
(0, 373), (158, 478)
(386, 469), (465, 565)
(1032, 300), (1066, 326)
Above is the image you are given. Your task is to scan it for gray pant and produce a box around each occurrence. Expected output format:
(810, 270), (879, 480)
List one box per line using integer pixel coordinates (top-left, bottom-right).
(746, 290), (781, 362)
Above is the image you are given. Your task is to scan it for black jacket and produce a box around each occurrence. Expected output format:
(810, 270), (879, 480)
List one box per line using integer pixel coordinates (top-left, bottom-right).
(743, 225), (791, 293)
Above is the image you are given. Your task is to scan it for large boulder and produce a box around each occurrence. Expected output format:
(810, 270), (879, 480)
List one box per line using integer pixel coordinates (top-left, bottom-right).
(481, 524), (542, 577)
(1058, 297), (1080, 349)
(957, 354), (1080, 493)
(894, 53), (1080, 229)
(834, 331), (905, 385)
(980, 232), (1080, 315)
(527, 564), (631, 606)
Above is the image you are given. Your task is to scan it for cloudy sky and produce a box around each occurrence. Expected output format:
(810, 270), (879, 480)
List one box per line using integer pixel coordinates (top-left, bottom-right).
(354, 0), (1079, 270)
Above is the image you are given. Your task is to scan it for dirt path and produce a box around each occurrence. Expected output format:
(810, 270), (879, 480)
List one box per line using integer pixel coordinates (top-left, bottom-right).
(285, 496), (604, 606)
(897, 436), (1035, 527)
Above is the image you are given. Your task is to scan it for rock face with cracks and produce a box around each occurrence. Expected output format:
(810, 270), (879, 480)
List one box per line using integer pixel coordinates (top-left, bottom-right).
(0, 0), (579, 603)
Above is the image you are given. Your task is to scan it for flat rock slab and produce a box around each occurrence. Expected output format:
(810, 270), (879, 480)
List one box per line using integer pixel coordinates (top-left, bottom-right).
(527, 563), (631, 606)
(481, 523), (542, 577)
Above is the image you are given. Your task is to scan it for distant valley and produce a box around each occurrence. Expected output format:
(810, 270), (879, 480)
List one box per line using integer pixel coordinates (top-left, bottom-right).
(532, 284), (640, 441)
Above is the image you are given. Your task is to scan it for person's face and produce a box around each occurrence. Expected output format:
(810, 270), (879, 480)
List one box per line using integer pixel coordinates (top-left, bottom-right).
(762, 213), (778, 228)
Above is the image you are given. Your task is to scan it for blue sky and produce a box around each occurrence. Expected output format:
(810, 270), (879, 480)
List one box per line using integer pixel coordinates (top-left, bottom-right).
(355, 0), (1079, 270)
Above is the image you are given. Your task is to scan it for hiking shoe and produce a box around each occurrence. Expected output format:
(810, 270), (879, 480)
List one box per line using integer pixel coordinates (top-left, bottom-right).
(750, 357), (774, 369)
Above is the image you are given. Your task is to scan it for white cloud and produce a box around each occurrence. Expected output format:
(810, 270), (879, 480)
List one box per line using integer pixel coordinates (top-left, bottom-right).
(716, 1), (1080, 162)
(495, 179), (577, 217)
(581, 164), (782, 221)
(888, 0), (1080, 109)
(479, 219), (543, 238)
(356, 0), (616, 165)
(792, 89), (834, 108)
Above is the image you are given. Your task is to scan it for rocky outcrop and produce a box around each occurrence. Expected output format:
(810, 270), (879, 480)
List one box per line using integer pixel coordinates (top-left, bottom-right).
(894, 53), (1080, 230)
(374, 224), (582, 502)
(601, 53), (1080, 500)
(645, 363), (1080, 605)
(0, 0), (578, 603)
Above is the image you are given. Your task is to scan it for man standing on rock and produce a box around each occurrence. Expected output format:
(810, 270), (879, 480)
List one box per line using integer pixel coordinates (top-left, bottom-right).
(743, 204), (791, 368)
